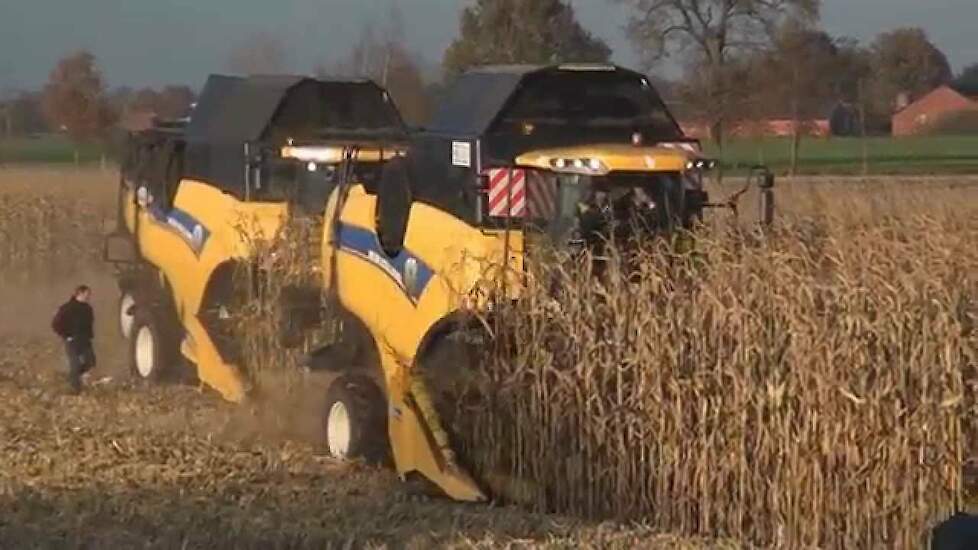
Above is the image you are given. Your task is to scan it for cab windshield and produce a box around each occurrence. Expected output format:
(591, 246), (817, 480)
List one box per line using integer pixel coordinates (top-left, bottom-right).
(520, 170), (686, 249)
(260, 158), (383, 213)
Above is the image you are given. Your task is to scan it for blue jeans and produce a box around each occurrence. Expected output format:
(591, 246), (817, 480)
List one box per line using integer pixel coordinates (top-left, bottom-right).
(65, 339), (96, 392)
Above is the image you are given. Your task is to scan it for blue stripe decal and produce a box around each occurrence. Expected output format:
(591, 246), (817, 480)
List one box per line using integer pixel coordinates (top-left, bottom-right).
(337, 223), (434, 302)
(145, 203), (211, 255)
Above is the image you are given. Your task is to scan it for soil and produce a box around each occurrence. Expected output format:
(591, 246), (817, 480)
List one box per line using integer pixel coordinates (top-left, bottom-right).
(0, 330), (730, 549)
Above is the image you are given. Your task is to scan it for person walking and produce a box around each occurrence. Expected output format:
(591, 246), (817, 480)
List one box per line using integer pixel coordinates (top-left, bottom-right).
(51, 285), (96, 394)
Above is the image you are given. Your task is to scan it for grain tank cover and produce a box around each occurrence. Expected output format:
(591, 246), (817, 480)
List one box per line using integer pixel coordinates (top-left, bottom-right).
(407, 65), (687, 224)
(184, 74), (405, 197)
(426, 65), (539, 136)
(425, 64), (683, 149)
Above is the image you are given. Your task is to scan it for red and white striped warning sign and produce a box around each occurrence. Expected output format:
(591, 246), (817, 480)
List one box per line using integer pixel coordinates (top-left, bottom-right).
(487, 168), (527, 217)
(487, 168), (562, 219)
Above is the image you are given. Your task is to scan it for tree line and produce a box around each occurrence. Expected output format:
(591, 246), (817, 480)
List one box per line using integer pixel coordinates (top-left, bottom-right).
(2, 0), (975, 160)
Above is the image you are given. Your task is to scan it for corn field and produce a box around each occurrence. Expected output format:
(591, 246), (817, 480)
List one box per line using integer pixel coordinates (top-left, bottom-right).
(4, 166), (978, 547)
(438, 190), (978, 548)
(0, 167), (115, 282)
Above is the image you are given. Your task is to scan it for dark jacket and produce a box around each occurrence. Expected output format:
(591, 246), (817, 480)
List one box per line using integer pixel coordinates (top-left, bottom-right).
(52, 298), (94, 341)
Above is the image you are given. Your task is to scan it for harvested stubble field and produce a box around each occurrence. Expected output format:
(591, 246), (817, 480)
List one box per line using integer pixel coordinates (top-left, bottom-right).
(1, 166), (977, 549)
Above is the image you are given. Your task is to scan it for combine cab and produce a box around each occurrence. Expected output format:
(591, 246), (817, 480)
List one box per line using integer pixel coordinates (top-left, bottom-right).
(407, 65), (738, 256)
(310, 64), (766, 502)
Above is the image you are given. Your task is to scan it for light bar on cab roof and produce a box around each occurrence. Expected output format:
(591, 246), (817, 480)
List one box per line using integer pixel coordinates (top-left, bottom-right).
(281, 146), (344, 163)
(557, 63), (616, 72)
(549, 157), (610, 175)
(280, 145), (406, 164)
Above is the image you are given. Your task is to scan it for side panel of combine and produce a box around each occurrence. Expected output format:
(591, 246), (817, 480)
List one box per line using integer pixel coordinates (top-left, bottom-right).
(125, 180), (287, 402)
(321, 185), (521, 501)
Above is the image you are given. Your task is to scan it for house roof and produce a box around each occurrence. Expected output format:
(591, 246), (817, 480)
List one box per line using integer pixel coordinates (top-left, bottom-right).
(894, 84), (978, 115)
(186, 74), (403, 143)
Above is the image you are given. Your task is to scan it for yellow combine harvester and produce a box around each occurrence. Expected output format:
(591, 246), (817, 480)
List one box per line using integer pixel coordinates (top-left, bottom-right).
(105, 65), (767, 503)
(103, 74), (408, 400)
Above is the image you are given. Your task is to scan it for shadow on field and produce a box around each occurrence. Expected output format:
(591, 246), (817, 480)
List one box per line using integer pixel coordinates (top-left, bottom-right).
(0, 482), (578, 550)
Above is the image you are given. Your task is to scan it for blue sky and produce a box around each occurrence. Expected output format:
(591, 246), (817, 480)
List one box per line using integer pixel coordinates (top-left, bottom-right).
(0, 0), (974, 90)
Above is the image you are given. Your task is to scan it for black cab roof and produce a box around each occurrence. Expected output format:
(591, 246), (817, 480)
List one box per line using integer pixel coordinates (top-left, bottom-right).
(182, 74), (406, 196)
(426, 64), (680, 138)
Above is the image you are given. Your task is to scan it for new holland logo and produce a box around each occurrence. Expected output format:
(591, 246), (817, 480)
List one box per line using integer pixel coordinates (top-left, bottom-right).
(159, 209), (210, 255)
(166, 217), (200, 251)
(367, 249), (404, 287)
(404, 257), (419, 294)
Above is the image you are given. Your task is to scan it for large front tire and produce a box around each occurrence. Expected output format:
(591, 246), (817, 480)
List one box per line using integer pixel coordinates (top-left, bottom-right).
(129, 311), (172, 382)
(323, 374), (389, 465)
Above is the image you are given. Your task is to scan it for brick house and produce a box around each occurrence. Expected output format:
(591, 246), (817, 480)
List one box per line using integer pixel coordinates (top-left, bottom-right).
(679, 116), (833, 140)
(892, 85), (978, 136)
(731, 118), (831, 138)
(677, 101), (858, 140)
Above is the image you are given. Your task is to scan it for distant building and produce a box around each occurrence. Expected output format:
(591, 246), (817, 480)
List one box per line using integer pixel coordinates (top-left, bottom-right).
(891, 85), (978, 136)
(677, 101), (864, 140)
(680, 118), (830, 139)
(732, 118), (831, 138)
(118, 108), (157, 133)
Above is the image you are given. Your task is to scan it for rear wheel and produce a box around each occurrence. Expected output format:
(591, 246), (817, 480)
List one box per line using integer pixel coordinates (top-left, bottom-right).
(323, 374), (389, 464)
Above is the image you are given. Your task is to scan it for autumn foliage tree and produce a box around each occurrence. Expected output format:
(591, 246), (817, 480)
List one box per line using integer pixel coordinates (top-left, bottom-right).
(321, 5), (431, 125)
(867, 27), (952, 116)
(41, 50), (116, 162)
(443, 0), (611, 77)
(751, 21), (840, 173)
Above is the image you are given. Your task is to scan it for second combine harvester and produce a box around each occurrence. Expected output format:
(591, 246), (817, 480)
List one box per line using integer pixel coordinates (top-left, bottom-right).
(105, 64), (766, 502)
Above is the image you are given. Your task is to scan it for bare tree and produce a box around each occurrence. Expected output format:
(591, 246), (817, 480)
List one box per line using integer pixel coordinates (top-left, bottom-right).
(320, 4), (431, 125)
(753, 20), (839, 174)
(0, 102), (12, 139)
(227, 32), (288, 75)
(615, 0), (819, 150)
(41, 50), (116, 163)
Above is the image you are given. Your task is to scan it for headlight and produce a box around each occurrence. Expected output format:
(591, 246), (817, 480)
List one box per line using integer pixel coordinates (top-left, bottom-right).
(549, 157), (609, 175)
(685, 158), (717, 171)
